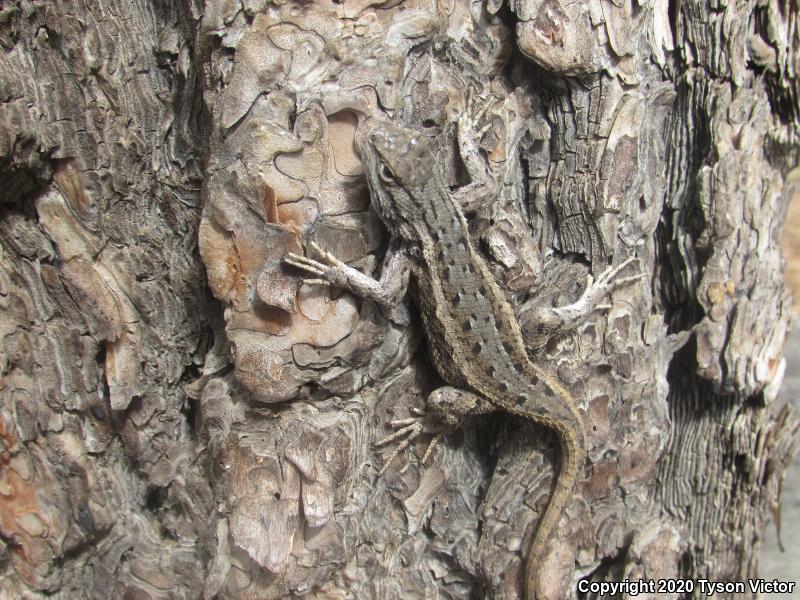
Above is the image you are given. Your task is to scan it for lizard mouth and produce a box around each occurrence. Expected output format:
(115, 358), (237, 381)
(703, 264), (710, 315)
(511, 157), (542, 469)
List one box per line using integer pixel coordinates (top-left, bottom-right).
(359, 119), (425, 178)
(354, 117), (386, 154)
(357, 118), (419, 156)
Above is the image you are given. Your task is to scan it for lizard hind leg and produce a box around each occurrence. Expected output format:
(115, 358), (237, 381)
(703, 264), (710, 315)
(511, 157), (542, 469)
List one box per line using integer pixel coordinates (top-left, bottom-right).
(426, 386), (494, 428)
(375, 386), (494, 476)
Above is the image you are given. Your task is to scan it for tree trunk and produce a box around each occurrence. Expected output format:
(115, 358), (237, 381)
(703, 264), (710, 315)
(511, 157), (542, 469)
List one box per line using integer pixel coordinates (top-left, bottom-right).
(0, 0), (797, 598)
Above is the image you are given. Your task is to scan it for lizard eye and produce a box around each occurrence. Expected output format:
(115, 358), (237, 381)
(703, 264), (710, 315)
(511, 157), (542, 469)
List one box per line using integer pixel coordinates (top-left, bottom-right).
(379, 163), (396, 183)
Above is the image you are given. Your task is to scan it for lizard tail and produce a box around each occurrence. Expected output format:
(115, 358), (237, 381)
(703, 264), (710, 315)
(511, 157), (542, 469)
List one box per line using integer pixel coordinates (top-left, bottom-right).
(523, 425), (586, 599)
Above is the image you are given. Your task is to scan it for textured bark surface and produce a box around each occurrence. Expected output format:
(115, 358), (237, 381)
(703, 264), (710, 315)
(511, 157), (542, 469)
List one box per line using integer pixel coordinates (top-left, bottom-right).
(0, 0), (798, 599)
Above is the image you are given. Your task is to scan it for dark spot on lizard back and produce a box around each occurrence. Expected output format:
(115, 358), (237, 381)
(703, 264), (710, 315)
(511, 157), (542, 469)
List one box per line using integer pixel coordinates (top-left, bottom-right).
(486, 366), (496, 376)
(453, 293), (461, 305)
(515, 394), (527, 405)
(544, 387), (555, 397)
(513, 363), (524, 373)
(530, 374), (539, 385)
(502, 342), (512, 354)
(499, 382), (509, 392)
(473, 342), (482, 354)
(462, 320), (472, 331)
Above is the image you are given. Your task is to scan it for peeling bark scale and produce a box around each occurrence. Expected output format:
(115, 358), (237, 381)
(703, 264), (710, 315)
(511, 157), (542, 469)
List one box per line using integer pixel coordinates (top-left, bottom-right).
(0, 0), (798, 598)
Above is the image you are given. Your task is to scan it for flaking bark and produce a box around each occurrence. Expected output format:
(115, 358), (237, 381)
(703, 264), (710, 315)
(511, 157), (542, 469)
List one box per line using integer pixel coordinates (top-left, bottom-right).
(0, 0), (797, 598)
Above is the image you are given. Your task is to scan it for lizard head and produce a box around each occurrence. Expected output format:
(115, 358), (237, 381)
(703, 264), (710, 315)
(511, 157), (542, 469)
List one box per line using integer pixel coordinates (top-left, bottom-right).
(357, 118), (436, 238)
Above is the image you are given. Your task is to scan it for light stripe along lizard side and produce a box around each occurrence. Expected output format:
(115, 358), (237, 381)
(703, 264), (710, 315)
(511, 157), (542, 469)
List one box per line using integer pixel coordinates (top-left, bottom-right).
(285, 117), (639, 599)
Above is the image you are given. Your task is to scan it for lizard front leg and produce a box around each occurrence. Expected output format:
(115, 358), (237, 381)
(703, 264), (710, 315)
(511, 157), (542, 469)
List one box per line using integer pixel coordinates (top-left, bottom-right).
(520, 257), (644, 350)
(451, 89), (500, 214)
(284, 241), (411, 312)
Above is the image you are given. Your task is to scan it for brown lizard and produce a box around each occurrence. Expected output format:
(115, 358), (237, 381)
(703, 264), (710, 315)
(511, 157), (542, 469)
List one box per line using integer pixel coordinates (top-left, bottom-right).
(285, 116), (639, 598)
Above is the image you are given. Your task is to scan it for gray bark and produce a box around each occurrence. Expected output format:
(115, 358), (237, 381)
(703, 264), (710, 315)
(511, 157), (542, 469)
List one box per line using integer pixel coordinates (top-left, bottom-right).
(0, 0), (797, 598)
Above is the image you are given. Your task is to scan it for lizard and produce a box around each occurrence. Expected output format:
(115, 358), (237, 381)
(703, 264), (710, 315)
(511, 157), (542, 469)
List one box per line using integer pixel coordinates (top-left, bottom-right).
(284, 115), (640, 598)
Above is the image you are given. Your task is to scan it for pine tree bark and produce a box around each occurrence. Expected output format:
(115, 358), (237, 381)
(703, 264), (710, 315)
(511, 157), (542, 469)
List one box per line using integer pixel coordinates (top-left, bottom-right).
(0, 0), (797, 598)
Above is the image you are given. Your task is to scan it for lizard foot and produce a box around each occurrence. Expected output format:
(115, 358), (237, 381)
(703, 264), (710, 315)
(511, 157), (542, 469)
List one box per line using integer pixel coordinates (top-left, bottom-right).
(553, 257), (643, 322)
(374, 387), (491, 476)
(521, 257), (644, 348)
(452, 88), (501, 213)
(374, 408), (441, 476)
(284, 242), (350, 287)
(458, 87), (495, 145)
(591, 256), (644, 292)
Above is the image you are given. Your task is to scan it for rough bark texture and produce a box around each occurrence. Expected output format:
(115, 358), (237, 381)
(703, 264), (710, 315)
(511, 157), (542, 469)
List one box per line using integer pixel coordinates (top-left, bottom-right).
(0, 0), (798, 599)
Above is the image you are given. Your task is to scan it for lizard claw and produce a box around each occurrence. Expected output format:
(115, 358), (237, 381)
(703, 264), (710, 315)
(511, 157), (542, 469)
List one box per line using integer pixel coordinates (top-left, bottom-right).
(549, 257), (644, 326)
(576, 257), (643, 304)
(595, 257), (642, 288)
(284, 252), (327, 276)
(284, 243), (350, 287)
(374, 408), (441, 476)
(458, 86), (495, 143)
(301, 278), (331, 286)
(308, 242), (347, 269)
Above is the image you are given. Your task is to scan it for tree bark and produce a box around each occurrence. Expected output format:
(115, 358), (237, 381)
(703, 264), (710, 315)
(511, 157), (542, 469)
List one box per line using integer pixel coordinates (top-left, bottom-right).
(0, 0), (797, 598)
